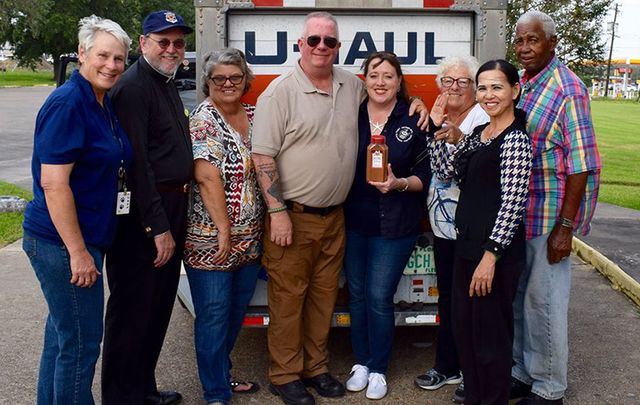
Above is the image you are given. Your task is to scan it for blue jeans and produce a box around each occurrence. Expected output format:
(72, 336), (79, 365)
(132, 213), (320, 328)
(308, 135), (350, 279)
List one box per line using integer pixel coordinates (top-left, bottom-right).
(185, 262), (261, 404)
(512, 232), (571, 400)
(344, 231), (417, 374)
(22, 234), (104, 405)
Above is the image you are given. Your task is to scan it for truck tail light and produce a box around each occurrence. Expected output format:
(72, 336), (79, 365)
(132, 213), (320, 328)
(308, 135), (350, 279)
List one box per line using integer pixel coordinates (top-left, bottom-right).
(243, 315), (268, 326)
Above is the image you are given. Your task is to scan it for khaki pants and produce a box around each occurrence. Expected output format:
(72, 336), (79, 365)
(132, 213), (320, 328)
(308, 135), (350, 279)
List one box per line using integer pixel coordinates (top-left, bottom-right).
(263, 207), (345, 385)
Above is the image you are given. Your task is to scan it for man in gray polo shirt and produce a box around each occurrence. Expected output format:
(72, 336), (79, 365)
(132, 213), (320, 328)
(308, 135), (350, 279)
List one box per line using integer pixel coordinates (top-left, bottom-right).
(252, 12), (358, 405)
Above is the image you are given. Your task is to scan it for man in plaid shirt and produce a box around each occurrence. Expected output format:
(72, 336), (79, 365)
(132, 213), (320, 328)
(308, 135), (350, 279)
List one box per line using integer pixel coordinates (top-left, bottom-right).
(509, 10), (602, 405)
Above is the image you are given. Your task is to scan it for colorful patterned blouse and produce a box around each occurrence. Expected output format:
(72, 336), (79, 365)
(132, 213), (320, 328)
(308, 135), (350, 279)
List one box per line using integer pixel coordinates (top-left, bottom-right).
(184, 100), (264, 271)
(519, 56), (601, 239)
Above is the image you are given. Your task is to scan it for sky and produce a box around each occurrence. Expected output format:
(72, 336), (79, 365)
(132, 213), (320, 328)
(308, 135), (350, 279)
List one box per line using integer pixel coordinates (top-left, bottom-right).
(602, 0), (640, 60)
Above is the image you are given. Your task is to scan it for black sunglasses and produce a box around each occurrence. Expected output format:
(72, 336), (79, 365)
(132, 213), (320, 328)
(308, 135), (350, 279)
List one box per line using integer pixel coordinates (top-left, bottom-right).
(209, 74), (245, 86)
(305, 35), (339, 49)
(146, 36), (186, 50)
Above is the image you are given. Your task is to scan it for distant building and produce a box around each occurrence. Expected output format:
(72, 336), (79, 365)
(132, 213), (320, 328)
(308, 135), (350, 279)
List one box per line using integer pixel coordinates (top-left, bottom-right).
(0, 42), (14, 60)
(592, 58), (640, 99)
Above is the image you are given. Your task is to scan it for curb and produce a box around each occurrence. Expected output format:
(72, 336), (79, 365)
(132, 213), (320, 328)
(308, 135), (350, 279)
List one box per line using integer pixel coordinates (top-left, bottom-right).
(573, 237), (640, 307)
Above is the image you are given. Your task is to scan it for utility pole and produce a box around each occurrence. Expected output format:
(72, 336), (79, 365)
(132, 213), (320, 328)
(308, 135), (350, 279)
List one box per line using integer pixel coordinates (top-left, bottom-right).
(604, 3), (619, 98)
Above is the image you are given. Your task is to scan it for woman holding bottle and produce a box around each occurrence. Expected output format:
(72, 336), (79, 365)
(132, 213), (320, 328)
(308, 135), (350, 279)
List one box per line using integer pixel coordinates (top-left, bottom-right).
(343, 51), (430, 400)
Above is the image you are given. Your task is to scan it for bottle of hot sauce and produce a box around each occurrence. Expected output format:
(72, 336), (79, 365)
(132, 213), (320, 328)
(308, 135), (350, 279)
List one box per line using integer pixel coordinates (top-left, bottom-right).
(366, 134), (388, 182)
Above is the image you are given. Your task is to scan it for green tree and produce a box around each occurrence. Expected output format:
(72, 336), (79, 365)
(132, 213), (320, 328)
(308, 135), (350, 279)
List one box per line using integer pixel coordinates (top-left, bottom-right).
(506, 0), (613, 80)
(0, 0), (193, 80)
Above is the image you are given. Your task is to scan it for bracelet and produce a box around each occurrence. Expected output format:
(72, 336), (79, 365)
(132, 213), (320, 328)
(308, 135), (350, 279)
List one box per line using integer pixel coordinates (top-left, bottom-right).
(397, 178), (409, 192)
(558, 216), (574, 229)
(267, 205), (287, 214)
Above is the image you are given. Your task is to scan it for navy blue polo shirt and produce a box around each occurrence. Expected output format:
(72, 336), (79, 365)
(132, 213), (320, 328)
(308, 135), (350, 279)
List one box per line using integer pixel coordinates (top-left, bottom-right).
(23, 70), (133, 249)
(344, 98), (431, 238)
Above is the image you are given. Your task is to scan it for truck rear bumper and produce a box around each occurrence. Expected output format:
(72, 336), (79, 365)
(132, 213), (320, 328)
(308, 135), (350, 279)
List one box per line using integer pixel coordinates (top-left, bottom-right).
(178, 273), (439, 328)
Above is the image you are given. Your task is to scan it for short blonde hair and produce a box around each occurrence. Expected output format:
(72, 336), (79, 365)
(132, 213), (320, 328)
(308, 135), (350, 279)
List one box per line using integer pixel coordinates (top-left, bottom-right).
(78, 15), (132, 61)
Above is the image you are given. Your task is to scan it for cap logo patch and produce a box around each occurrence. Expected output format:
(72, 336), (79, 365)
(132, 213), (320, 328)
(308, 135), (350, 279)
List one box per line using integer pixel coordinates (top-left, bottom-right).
(165, 12), (178, 24)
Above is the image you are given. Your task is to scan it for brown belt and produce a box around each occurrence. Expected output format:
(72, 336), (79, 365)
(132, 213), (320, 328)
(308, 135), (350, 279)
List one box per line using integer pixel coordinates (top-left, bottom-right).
(285, 200), (340, 216)
(156, 183), (191, 193)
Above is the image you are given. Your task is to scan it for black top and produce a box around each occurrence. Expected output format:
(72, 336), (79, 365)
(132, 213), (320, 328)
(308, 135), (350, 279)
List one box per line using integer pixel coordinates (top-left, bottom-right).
(344, 98), (431, 239)
(450, 117), (532, 262)
(110, 56), (194, 237)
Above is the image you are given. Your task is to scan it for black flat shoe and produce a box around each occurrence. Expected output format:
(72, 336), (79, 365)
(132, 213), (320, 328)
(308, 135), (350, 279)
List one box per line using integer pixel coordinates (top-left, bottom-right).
(302, 373), (345, 398)
(509, 377), (533, 400)
(269, 380), (315, 405)
(516, 393), (564, 405)
(144, 390), (183, 405)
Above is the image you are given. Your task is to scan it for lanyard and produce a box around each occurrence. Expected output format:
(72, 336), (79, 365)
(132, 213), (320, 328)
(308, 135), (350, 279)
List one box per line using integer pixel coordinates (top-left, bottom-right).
(101, 103), (127, 192)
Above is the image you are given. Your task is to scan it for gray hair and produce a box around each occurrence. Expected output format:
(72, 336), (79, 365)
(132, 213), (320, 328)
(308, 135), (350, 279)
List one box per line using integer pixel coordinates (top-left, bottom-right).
(78, 15), (131, 61)
(201, 48), (255, 97)
(302, 11), (339, 40)
(435, 55), (480, 89)
(517, 10), (557, 38)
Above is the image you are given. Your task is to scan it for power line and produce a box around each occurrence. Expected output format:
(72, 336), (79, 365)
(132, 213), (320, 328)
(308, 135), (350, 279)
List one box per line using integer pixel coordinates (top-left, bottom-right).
(604, 3), (620, 98)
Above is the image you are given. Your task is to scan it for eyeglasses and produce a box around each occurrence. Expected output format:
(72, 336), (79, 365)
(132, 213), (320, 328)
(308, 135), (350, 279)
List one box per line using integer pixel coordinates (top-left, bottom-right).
(305, 35), (339, 49)
(146, 36), (186, 50)
(209, 74), (245, 86)
(440, 76), (473, 88)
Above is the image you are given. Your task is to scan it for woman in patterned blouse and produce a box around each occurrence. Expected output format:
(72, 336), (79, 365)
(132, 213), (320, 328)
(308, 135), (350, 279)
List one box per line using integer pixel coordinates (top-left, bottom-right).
(431, 59), (532, 405)
(184, 48), (264, 405)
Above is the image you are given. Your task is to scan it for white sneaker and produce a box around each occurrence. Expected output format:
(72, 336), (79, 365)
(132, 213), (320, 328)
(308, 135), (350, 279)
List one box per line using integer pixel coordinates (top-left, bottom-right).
(346, 364), (369, 392)
(366, 372), (387, 400)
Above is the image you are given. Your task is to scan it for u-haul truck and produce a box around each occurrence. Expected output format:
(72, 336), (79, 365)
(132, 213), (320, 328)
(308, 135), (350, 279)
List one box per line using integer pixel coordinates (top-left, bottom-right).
(177, 0), (507, 327)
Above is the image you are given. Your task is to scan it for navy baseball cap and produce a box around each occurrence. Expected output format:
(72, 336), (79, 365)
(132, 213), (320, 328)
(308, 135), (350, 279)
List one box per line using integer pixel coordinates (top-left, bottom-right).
(143, 10), (193, 35)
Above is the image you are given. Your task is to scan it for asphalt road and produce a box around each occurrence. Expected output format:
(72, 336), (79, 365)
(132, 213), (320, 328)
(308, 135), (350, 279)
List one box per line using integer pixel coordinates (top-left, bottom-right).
(0, 86), (197, 191)
(1, 240), (639, 405)
(0, 86), (53, 190)
(580, 202), (640, 283)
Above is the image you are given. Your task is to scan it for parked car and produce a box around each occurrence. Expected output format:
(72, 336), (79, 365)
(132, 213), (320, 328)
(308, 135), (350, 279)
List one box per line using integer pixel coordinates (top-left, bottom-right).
(56, 51), (197, 110)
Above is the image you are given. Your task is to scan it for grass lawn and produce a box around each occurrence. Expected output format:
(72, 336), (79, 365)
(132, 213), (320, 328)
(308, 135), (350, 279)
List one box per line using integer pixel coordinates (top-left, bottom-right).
(0, 69), (55, 87)
(0, 181), (32, 248)
(591, 99), (640, 210)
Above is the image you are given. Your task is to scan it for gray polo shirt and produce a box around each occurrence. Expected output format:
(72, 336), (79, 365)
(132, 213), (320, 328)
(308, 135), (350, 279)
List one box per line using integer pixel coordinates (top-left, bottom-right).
(252, 61), (363, 208)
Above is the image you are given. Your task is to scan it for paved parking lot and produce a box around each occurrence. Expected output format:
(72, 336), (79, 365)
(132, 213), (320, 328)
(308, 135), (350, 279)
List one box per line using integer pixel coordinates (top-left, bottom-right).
(0, 86), (52, 190)
(1, 87), (639, 405)
(1, 239), (639, 405)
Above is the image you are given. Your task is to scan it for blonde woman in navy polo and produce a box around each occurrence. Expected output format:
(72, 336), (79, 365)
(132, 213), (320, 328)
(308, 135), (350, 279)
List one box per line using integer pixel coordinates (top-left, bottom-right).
(21, 16), (132, 405)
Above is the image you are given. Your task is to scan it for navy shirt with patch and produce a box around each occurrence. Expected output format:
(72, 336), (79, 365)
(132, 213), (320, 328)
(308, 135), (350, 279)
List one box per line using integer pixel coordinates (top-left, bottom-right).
(23, 70), (133, 249)
(345, 98), (431, 238)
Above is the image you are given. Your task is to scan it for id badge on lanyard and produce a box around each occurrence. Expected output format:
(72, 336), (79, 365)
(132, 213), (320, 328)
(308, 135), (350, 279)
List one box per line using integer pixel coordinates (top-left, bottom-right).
(116, 165), (131, 215)
(107, 104), (131, 216)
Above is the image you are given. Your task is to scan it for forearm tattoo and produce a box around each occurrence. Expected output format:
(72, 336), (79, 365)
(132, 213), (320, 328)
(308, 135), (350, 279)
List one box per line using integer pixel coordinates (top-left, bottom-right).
(257, 162), (285, 205)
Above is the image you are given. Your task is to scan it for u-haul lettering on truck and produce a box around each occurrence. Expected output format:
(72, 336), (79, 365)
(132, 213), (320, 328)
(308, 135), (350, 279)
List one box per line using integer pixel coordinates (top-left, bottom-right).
(243, 31), (443, 66)
(228, 13), (473, 74)
(228, 12), (473, 105)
